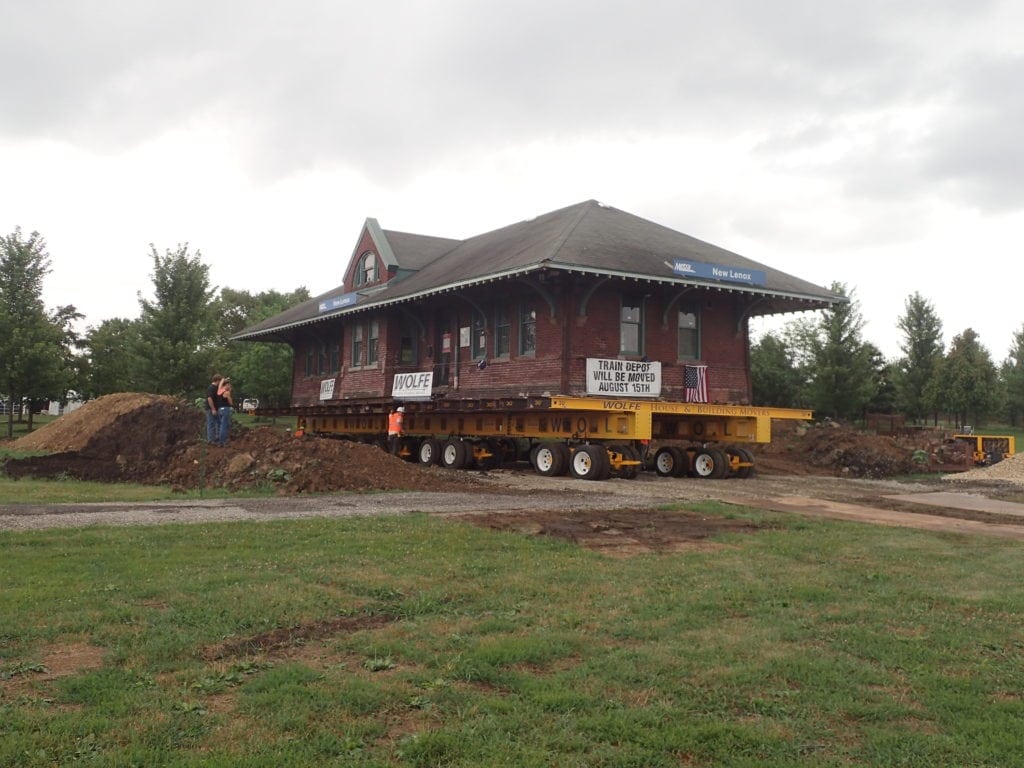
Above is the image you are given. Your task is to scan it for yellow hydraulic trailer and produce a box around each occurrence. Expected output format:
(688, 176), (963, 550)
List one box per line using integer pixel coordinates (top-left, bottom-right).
(280, 395), (811, 481)
(950, 434), (1016, 466)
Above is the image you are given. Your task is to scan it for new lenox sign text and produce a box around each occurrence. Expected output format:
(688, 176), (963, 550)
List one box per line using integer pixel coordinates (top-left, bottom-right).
(672, 260), (766, 287)
(318, 292), (358, 313)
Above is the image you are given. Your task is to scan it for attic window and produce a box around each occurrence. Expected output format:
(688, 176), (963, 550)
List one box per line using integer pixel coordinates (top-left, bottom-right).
(356, 252), (377, 286)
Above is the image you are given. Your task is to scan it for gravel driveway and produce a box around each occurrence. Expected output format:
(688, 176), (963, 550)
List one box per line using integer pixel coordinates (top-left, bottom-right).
(4, 471), (1024, 539)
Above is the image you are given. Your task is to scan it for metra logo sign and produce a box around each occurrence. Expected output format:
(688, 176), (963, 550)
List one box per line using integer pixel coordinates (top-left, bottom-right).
(671, 260), (766, 286)
(318, 293), (358, 313)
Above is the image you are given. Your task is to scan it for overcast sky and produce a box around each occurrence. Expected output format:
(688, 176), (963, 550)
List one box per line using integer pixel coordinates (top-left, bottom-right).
(2, 0), (1022, 361)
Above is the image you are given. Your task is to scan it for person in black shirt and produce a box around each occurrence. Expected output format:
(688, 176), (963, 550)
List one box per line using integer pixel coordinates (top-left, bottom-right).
(206, 374), (223, 444)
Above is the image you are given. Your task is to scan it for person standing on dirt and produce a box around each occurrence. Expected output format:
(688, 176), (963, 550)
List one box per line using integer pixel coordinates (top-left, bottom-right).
(387, 406), (405, 455)
(217, 377), (234, 447)
(206, 374), (223, 444)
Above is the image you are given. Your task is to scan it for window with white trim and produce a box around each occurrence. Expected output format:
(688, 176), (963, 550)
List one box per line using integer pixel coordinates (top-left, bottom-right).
(519, 304), (536, 356)
(356, 252), (377, 286)
(351, 324), (363, 366)
(399, 317), (417, 364)
(620, 295), (643, 356)
(677, 308), (700, 359)
(495, 305), (510, 358)
(367, 320), (379, 365)
(471, 313), (486, 360)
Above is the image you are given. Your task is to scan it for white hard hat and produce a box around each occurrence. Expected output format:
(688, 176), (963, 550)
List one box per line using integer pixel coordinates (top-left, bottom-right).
(397, 406), (405, 412)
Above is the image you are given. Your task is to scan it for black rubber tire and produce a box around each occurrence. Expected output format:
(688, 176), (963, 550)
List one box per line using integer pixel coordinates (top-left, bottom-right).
(733, 446), (755, 479)
(616, 445), (641, 480)
(692, 448), (722, 479)
(417, 438), (441, 465)
(570, 444), (609, 481)
(528, 443), (542, 468)
(552, 443), (571, 476)
(707, 447), (730, 479)
(441, 439), (469, 469)
(475, 438), (503, 470)
(653, 446), (684, 477)
(532, 442), (567, 476)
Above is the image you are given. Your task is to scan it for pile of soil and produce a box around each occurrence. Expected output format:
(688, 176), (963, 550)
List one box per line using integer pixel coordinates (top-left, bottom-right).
(4, 393), (484, 494)
(160, 427), (484, 494)
(3, 393), (956, 488)
(753, 419), (925, 479)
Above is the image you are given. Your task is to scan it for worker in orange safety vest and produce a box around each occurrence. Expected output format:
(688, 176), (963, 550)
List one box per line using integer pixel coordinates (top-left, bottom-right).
(387, 406), (405, 455)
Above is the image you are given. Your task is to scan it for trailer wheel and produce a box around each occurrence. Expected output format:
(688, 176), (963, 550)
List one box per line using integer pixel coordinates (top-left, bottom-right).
(610, 444), (641, 479)
(533, 442), (568, 476)
(692, 447), (728, 479)
(622, 446), (642, 479)
(418, 438), (441, 465)
(731, 446), (755, 479)
(570, 444), (609, 481)
(653, 446), (686, 477)
(710, 447), (730, 478)
(441, 439), (469, 469)
(475, 438), (503, 470)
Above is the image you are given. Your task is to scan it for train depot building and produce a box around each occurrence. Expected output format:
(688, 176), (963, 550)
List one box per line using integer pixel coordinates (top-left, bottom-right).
(236, 200), (841, 479)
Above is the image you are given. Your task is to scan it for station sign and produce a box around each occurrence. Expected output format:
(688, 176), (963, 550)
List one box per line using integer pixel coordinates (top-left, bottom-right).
(671, 259), (766, 287)
(392, 371), (434, 400)
(318, 292), (358, 313)
(585, 358), (661, 397)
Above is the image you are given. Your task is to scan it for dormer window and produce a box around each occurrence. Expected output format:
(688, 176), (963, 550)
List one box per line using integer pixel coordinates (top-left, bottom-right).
(356, 252), (377, 286)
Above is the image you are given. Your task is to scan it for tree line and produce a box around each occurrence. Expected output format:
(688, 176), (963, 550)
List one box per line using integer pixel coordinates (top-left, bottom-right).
(0, 229), (307, 437)
(3, 229), (1022, 436)
(751, 283), (1024, 427)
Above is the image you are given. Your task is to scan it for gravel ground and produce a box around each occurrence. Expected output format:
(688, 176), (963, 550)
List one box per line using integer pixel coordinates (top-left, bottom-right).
(5, 470), (1022, 536)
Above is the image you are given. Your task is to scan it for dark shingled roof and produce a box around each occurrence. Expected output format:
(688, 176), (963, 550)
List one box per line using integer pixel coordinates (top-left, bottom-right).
(235, 200), (841, 341)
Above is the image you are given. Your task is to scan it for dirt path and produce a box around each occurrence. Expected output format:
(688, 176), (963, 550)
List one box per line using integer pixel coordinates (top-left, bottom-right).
(5, 471), (1024, 549)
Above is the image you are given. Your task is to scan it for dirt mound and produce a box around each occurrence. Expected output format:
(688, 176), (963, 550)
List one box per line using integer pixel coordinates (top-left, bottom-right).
(13, 393), (200, 456)
(754, 420), (920, 478)
(3, 393), (486, 494)
(158, 428), (486, 494)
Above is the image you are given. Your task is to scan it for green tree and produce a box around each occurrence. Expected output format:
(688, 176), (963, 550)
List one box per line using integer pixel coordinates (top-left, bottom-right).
(82, 317), (147, 397)
(807, 283), (877, 420)
(1002, 324), (1024, 426)
(50, 303), (85, 402)
(136, 244), (217, 396)
(865, 342), (899, 414)
(213, 287), (309, 407)
(932, 328), (999, 428)
(750, 330), (807, 407)
(894, 292), (944, 422)
(0, 229), (71, 436)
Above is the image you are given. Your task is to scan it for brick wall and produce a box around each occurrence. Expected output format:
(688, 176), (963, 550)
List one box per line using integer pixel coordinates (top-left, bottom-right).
(287, 276), (753, 406)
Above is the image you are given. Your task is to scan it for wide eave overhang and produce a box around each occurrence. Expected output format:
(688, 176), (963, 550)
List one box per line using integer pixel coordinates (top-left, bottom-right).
(233, 261), (837, 343)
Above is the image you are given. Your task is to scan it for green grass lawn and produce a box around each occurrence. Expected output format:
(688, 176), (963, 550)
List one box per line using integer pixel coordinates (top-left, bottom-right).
(3, 505), (1024, 766)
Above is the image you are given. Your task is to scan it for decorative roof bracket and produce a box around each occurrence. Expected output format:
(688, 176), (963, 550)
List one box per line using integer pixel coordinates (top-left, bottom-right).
(518, 276), (558, 318)
(577, 277), (610, 318)
(660, 286), (696, 326)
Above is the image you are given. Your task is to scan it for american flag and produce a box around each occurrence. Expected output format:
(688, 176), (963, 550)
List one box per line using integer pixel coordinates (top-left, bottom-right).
(683, 365), (708, 403)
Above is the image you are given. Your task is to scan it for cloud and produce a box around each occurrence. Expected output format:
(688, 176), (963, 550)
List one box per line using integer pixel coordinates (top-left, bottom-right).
(3, 0), (1023, 362)
(3, 0), (1010, 187)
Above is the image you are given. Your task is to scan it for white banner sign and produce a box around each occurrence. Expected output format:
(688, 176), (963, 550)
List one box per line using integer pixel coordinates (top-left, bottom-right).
(392, 371), (434, 399)
(319, 378), (336, 401)
(585, 358), (661, 397)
